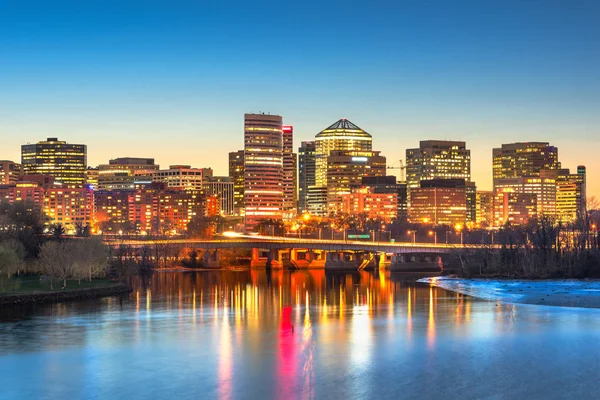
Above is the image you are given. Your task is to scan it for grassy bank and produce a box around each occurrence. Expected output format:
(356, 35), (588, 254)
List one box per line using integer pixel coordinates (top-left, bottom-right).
(0, 276), (131, 305)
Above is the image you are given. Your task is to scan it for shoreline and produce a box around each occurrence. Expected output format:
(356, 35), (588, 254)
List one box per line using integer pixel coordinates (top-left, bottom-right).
(0, 282), (132, 306)
(419, 276), (600, 309)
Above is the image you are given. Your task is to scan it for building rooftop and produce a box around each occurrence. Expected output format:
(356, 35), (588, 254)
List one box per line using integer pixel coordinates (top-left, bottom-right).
(316, 118), (371, 138)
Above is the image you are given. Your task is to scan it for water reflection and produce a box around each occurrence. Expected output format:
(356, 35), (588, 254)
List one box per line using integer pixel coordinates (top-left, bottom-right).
(3, 271), (600, 399)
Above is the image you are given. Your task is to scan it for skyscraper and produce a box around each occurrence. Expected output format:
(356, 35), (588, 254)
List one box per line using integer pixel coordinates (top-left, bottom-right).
(492, 142), (560, 184)
(406, 140), (471, 192)
(243, 113), (284, 231)
(203, 176), (235, 216)
(326, 150), (387, 213)
(405, 140), (473, 223)
(309, 118), (373, 216)
(228, 150), (245, 215)
(282, 125), (297, 214)
(21, 137), (87, 187)
(298, 141), (316, 213)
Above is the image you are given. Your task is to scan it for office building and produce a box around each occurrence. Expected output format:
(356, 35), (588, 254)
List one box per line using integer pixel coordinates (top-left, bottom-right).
(476, 190), (494, 227)
(298, 141), (316, 213)
(494, 176), (557, 218)
(98, 158), (159, 190)
(406, 140), (471, 192)
(409, 179), (467, 226)
(355, 176), (407, 220)
(492, 142), (560, 184)
(154, 165), (213, 190)
(326, 150), (386, 214)
(282, 125), (297, 214)
(340, 188), (397, 222)
(493, 190), (537, 226)
(406, 140), (474, 221)
(540, 167), (587, 223)
(229, 150), (245, 215)
(0, 161), (20, 184)
(203, 176), (234, 216)
(309, 118), (373, 215)
(21, 137), (87, 187)
(86, 167), (99, 190)
(243, 113), (284, 230)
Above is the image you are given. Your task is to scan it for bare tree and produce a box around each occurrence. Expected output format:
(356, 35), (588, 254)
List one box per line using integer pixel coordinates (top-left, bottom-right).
(38, 241), (73, 289)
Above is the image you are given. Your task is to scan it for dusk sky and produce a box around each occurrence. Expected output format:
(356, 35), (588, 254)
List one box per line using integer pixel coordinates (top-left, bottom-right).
(1, 0), (598, 196)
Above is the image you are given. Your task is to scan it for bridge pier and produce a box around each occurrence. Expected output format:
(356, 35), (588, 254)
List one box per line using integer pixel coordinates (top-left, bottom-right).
(389, 252), (443, 272)
(203, 249), (221, 269)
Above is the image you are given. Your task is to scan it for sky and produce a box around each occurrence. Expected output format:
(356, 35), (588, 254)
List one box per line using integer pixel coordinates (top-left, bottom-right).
(0, 0), (599, 196)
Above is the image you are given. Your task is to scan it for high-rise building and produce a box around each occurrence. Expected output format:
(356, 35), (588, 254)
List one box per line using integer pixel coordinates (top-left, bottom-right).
(203, 176), (234, 216)
(326, 150), (386, 214)
(21, 138), (87, 187)
(309, 118), (373, 216)
(492, 142), (560, 184)
(476, 190), (494, 227)
(0, 161), (21, 184)
(243, 113), (284, 231)
(494, 176), (557, 219)
(153, 165), (213, 190)
(298, 141), (316, 213)
(406, 140), (471, 192)
(282, 125), (297, 214)
(357, 176), (408, 220)
(340, 189), (397, 222)
(86, 167), (99, 190)
(229, 150), (245, 215)
(405, 140), (473, 221)
(98, 157), (159, 190)
(409, 179), (467, 226)
(540, 167), (587, 223)
(493, 190), (537, 227)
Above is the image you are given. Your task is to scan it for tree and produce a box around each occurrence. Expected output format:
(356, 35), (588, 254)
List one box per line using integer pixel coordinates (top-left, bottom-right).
(38, 241), (73, 289)
(0, 240), (26, 277)
(51, 223), (66, 240)
(73, 238), (109, 282)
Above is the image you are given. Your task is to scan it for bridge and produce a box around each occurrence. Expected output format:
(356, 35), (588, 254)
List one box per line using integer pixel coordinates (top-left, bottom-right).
(106, 235), (490, 271)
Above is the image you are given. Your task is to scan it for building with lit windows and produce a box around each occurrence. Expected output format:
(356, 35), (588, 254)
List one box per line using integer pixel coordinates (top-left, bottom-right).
(98, 158), (158, 190)
(86, 167), (99, 190)
(476, 190), (494, 227)
(282, 125), (297, 214)
(405, 140), (474, 221)
(0, 181), (93, 232)
(298, 141), (316, 213)
(326, 150), (386, 214)
(409, 179), (467, 226)
(492, 142), (560, 184)
(353, 176), (407, 220)
(309, 118), (373, 216)
(21, 138), (87, 187)
(228, 150), (245, 215)
(243, 113), (284, 231)
(341, 188), (397, 222)
(493, 190), (537, 226)
(42, 187), (94, 232)
(153, 165), (212, 190)
(494, 176), (556, 219)
(0, 161), (21, 184)
(203, 176), (234, 216)
(540, 167), (587, 223)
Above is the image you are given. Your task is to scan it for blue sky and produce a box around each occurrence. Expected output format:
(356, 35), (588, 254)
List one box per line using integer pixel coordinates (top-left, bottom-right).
(0, 0), (598, 195)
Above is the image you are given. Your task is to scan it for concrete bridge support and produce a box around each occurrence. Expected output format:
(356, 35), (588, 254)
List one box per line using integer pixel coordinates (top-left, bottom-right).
(203, 249), (221, 269)
(389, 252), (443, 272)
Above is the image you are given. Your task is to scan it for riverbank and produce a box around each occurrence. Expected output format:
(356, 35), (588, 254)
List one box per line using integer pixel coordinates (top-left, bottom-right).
(419, 276), (600, 308)
(0, 282), (131, 306)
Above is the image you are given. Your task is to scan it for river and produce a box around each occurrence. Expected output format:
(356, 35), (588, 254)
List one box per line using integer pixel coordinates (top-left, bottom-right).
(1, 270), (600, 399)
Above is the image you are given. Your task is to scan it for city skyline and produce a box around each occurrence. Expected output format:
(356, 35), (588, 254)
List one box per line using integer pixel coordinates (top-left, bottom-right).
(1, 1), (598, 197)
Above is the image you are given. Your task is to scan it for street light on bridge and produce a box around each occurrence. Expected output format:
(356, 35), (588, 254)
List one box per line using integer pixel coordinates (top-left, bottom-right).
(428, 230), (437, 245)
(407, 230), (416, 244)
